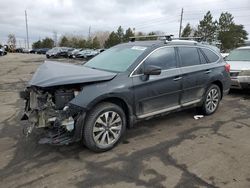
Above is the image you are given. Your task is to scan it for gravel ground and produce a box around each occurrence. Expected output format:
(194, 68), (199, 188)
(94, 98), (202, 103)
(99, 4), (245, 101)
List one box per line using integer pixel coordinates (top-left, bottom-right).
(0, 53), (249, 188)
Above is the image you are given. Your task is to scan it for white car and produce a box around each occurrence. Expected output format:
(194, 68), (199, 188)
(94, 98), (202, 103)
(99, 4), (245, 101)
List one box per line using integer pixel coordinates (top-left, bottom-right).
(225, 46), (250, 89)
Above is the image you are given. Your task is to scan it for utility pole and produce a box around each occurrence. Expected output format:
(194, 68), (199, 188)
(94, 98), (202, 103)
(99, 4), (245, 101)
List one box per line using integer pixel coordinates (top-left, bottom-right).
(53, 31), (57, 47)
(178, 8), (183, 38)
(25, 10), (30, 49)
(88, 25), (91, 39)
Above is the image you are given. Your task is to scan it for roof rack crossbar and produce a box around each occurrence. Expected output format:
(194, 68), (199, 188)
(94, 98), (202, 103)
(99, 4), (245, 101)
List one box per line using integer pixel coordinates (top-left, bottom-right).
(172, 37), (203, 42)
(129, 34), (174, 42)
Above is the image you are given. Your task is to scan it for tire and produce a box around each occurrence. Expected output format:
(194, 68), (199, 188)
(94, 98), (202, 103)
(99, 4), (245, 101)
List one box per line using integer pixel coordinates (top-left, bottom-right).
(83, 102), (126, 152)
(200, 84), (221, 115)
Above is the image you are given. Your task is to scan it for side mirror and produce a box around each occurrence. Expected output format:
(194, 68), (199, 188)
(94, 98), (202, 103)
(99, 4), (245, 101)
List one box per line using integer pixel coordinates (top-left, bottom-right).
(144, 65), (161, 75)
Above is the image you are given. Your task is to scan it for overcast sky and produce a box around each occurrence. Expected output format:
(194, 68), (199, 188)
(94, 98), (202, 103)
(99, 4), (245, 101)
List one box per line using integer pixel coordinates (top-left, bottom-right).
(0, 0), (249, 47)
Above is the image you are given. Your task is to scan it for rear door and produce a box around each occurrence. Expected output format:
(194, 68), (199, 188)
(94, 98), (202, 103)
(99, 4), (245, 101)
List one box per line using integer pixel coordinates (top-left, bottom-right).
(177, 46), (209, 105)
(132, 47), (182, 118)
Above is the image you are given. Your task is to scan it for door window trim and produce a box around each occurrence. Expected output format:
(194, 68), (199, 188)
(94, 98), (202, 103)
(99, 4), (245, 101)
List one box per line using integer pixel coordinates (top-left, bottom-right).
(130, 45), (221, 77)
(199, 47), (220, 63)
(129, 46), (177, 77)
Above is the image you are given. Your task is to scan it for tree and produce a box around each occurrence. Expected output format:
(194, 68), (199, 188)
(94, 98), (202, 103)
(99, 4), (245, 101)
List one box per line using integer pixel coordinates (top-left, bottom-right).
(194, 11), (217, 42)
(59, 36), (70, 47)
(7, 34), (16, 51)
(75, 38), (86, 48)
(104, 31), (120, 48)
(32, 40), (42, 49)
(181, 23), (192, 37)
(85, 37), (93, 48)
(218, 12), (248, 51)
(92, 36), (101, 49)
(116, 26), (124, 43)
(124, 28), (134, 42)
(147, 31), (157, 40)
(41, 37), (54, 48)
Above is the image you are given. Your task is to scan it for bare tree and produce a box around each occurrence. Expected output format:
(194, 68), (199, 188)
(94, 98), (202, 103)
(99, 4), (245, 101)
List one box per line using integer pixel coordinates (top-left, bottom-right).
(7, 34), (16, 51)
(93, 31), (110, 47)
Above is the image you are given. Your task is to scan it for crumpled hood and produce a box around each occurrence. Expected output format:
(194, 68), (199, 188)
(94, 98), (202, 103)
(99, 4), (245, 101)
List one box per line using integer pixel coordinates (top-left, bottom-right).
(226, 61), (250, 71)
(29, 61), (117, 87)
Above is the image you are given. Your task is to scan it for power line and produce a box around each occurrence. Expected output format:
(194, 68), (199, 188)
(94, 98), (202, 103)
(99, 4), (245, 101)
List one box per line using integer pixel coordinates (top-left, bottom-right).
(122, 15), (178, 29)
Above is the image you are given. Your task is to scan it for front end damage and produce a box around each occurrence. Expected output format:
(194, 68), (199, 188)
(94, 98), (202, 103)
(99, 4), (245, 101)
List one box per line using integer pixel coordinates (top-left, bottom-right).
(20, 87), (84, 145)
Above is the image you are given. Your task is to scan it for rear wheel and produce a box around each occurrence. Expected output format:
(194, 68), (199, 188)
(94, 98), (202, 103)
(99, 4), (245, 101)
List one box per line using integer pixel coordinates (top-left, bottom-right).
(83, 102), (126, 152)
(200, 84), (221, 115)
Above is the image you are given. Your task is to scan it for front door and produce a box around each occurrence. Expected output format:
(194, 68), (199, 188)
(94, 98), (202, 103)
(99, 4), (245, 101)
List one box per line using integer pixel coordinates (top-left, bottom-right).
(132, 47), (182, 118)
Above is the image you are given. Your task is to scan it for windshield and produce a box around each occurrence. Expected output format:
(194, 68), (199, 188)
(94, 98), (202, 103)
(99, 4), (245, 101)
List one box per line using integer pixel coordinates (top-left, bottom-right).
(226, 49), (250, 61)
(84, 45), (147, 72)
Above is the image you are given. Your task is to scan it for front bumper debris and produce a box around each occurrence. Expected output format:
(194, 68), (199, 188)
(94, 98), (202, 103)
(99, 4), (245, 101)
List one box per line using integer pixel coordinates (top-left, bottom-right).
(20, 87), (85, 145)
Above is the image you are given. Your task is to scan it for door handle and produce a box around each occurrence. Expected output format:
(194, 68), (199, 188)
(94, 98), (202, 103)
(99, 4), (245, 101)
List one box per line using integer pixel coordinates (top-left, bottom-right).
(205, 70), (212, 74)
(173, 76), (182, 81)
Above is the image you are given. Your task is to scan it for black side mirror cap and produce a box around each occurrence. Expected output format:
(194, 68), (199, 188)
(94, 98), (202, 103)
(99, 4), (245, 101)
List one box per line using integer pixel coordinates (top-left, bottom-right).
(144, 65), (161, 75)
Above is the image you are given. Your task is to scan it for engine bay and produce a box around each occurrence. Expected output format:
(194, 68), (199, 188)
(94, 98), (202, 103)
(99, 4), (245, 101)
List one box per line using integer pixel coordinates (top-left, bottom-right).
(20, 86), (82, 144)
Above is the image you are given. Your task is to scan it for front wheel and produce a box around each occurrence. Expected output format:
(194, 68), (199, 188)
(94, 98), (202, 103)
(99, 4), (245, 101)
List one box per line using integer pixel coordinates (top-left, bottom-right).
(200, 84), (221, 115)
(83, 102), (126, 152)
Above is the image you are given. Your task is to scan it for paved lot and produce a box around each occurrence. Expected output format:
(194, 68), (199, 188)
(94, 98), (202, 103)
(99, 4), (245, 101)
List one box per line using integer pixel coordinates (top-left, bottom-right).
(0, 53), (250, 188)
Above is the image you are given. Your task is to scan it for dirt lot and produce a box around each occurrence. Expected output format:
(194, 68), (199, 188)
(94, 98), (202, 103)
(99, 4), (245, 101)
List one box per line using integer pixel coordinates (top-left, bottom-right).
(0, 53), (249, 188)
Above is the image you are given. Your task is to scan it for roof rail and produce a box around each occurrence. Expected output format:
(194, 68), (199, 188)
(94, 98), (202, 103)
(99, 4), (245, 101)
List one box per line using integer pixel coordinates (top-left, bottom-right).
(129, 34), (174, 42)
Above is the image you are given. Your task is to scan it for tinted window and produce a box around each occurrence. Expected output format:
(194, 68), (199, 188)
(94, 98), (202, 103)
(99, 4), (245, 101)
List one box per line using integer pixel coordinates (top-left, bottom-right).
(178, 47), (200, 67)
(144, 47), (176, 70)
(201, 48), (219, 63)
(198, 49), (207, 64)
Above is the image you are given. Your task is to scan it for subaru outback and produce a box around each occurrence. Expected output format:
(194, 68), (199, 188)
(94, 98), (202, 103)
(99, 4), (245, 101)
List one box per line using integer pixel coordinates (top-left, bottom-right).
(20, 37), (231, 152)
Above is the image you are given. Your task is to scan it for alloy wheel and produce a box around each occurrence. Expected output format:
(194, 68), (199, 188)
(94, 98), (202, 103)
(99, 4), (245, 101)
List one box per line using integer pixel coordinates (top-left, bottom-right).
(92, 111), (122, 148)
(205, 88), (219, 113)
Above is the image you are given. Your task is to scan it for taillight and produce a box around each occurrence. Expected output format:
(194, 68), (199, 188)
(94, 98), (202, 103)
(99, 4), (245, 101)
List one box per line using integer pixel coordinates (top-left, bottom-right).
(225, 63), (230, 72)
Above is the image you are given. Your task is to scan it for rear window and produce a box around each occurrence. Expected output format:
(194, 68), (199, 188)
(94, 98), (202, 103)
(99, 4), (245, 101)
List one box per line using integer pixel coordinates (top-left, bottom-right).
(201, 48), (219, 63)
(226, 49), (250, 61)
(178, 47), (200, 67)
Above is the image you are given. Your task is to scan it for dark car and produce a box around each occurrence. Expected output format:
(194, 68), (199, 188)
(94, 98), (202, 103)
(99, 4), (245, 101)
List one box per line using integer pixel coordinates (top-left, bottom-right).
(30, 48), (50, 54)
(0, 48), (7, 56)
(46, 47), (74, 58)
(30, 49), (39, 54)
(68, 48), (83, 58)
(74, 49), (99, 59)
(20, 37), (231, 152)
(37, 48), (50, 54)
(15, 48), (24, 53)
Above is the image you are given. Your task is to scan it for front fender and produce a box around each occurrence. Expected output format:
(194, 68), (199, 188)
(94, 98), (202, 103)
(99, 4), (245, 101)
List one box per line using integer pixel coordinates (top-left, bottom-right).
(69, 78), (133, 112)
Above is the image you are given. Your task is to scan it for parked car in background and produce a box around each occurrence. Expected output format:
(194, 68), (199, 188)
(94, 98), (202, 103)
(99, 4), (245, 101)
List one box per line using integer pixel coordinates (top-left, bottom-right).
(30, 49), (40, 54)
(221, 53), (229, 59)
(68, 48), (83, 58)
(225, 46), (250, 89)
(0, 48), (7, 56)
(75, 49), (99, 59)
(23, 49), (32, 53)
(20, 37), (231, 152)
(15, 48), (24, 53)
(37, 48), (50, 54)
(46, 47), (74, 58)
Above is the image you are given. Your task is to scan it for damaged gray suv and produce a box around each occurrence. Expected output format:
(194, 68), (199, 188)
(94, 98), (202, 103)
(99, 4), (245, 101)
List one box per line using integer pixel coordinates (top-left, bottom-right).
(20, 37), (231, 152)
